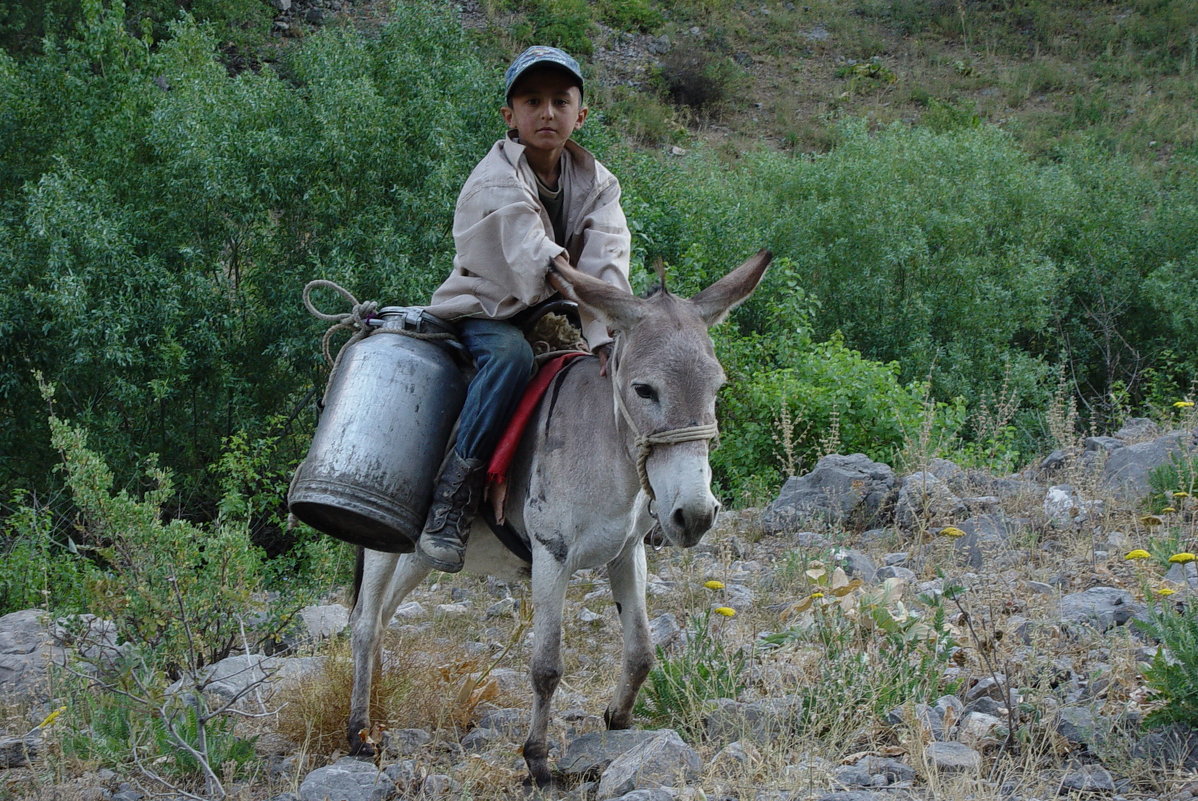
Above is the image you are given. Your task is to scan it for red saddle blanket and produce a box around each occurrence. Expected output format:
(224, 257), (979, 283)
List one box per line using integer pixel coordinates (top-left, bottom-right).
(487, 351), (588, 488)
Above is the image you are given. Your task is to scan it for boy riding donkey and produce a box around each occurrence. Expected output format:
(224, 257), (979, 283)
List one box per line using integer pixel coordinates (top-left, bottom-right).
(419, 46), (633, 573)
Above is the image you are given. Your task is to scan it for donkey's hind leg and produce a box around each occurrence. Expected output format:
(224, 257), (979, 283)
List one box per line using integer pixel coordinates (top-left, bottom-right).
(604, 538), (653, 730)
(348, 550), (431, 755)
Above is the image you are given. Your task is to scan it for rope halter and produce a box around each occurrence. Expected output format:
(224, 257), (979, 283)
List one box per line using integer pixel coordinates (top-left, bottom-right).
(608, 336), (720, 503)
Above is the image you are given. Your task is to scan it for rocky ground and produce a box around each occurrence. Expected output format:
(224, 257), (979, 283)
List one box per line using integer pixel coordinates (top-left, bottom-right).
(2, 418), (1197, 801)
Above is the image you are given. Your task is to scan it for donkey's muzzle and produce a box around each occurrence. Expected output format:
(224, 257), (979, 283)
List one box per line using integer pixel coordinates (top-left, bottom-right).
(666, 499), (721, 548)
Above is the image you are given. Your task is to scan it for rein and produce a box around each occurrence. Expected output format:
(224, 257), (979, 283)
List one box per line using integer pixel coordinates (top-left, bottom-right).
(608, 335), (720, 503)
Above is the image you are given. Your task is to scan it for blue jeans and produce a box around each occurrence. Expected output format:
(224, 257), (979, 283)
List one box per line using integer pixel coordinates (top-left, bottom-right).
(454, 318), (535, 461)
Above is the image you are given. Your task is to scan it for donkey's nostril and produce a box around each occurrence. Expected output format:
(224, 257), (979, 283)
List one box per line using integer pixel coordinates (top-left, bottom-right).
(672, 508), (687, 530)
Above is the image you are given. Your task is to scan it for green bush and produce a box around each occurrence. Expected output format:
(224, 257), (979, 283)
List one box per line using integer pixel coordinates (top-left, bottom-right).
(1136, 597), (1198, 728)
(636, 609), (746, 736)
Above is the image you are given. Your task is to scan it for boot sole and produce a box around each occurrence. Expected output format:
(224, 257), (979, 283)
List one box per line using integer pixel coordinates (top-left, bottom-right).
(416, 545), (466, 573)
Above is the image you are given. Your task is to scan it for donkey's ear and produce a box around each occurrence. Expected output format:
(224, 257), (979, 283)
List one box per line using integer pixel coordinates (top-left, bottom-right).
(549, 260), (645, 332)
(689, 249), (772, 327)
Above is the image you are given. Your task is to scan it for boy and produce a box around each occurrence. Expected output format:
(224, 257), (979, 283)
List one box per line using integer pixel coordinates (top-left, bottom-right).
(419, 46), (633, 572)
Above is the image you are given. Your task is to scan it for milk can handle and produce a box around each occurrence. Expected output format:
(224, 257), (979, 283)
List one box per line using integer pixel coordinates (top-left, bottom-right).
(302, 280), (380, 369)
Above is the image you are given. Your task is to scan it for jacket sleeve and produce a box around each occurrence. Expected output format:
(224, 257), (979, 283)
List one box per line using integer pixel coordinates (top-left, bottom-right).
(453, 181), (565, 308)
(573, 177), (633, 348)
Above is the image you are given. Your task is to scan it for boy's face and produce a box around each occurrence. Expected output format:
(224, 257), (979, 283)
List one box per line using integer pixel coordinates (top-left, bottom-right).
(501, 66), (587, 155)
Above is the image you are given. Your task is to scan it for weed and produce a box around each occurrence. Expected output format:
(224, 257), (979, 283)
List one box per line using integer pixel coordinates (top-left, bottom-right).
(636, 609), (747, 736)
(1135, 596), (1198, 728)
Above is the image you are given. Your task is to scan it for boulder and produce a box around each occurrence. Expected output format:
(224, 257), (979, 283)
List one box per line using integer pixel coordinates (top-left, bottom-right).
(761, 454), (895, 533)
(560, 730), (672, 779)
(923, 742), (981, 774)
(1060, 764), (1115, 793)
(0, 735), (39, 768)
(649, 613), (682, 650)
(298, 756), (394, 801)
(1113, 417), (1159, 441)
(953, 514), (1023, 570)
(1100, 431), (1196, 503)
(596, 730), (700, 798)
(1059, 587), (1147, 632)
(703, 696), (803, 742)
(0, 609), (53, 704)
(894, 472), (965, 530)
(298, 604), (349, 641)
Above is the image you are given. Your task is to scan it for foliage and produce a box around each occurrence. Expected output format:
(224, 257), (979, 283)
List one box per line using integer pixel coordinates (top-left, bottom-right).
(1135, 598), (1198, 728)
(0, 0), (499, 504)
(636, 609), (746, 736)
(761, 563), (957, 732)
(0, 490), (102, 614)
(57, 651), (257, 783)
(1146, 453), (1198, 515)
(596, 0), (663, 33)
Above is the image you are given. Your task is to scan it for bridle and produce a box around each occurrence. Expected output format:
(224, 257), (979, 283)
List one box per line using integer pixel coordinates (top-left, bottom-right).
(607, 334), (720, 504)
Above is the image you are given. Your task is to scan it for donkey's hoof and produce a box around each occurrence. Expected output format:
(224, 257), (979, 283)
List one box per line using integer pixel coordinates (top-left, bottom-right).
(521, 773), (559, 797)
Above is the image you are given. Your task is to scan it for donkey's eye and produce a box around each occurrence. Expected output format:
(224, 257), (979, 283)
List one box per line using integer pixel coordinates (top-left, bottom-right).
(633, 383), (657, 401)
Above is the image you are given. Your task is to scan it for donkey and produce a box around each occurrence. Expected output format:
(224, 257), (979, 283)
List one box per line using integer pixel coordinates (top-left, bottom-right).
(347, 250), (771, 788)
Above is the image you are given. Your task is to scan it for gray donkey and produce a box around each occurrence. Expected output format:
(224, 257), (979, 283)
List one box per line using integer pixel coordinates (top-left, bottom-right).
(347, 250), (771, 788)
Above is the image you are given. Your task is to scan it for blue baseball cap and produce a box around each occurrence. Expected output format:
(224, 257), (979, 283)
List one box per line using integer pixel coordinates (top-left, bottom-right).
(504, 46), (584, 102)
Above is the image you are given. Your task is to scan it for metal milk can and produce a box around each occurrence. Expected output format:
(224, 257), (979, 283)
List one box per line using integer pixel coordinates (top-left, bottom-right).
(288, 307), (465, 553)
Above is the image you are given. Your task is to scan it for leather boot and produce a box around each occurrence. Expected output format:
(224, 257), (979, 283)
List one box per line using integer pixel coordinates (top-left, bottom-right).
(417, 451), (486, 572)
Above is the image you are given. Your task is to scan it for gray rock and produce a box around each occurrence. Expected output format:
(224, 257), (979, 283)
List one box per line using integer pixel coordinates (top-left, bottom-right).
(420, 773), (454, 797)
(0, 735), (38, 768)
(1113, 417), (1159, 441)
(883, 552), (909, 566)
(1132, 724), (1198, 769)
(833, 549), (877, 584)
(876, 566), (916, 582)
(854, 756), (916, 785)
(924, 742), (981, 774)
(833, 765), (873, 788)
(476, 708), (525, 736)
(270, 0), (290, 9)
(1044, 485), (1081, 527)
(703, 696), (803, 742)
(611, 791), (677, 801)
(560, 730), (672, 779)
(1101, 431), (1195, 502)
(461, 726), (502, 751)
(712, 740), (758, 771)
(0, 609), (53, 703)
(1039, 449), (1068, 473)
(597, 730), (700, 798)
(486, 597), (518, 618)
(885, 699), (955, 740)
(1060, 764), (1115, 793)
(895, 471), (965, 529)
(1059, 587), (1147, 632)
(761, 454), (896, 532)
(649, 613), (682, 649)
(954, 514), (1021, 569)
(298, 757), (392, 801)
(1056, 706), (1100, 747)
(298, 604), (349, 641)
(168, 654), (324, 706)
(1085, 437), (1124, 453)
(391, 601), (425, 621)
(958, 711), (1005, 745)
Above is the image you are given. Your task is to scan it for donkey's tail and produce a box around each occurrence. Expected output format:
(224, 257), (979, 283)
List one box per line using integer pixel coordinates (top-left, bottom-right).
(349, 546), (366, 612)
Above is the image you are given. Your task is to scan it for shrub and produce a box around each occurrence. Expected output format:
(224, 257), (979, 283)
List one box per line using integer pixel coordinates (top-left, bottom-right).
(636, 609), (746, 736)
(1136, 597), (1198, 728)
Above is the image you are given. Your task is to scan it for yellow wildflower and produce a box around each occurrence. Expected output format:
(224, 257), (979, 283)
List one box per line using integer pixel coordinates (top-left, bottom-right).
(703, 580), (725, 590)
(939, 526), (966, 538)
(1139, 515), (1164, 526)
(1156, 587), (1177, 596)
(1174, 401), (1195, 408)
(1162, 507), (1177, 513)
(1168, 552), (1196, 564)
(1125, 549), (1151, 560)
(1173, 491), (1190, 498)
(810, 592), (825, 599)
(33, 706), (66, 731)
(714, 607), (737, 617)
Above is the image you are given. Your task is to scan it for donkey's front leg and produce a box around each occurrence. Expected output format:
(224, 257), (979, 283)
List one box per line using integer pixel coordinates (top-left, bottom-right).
(604, 538), (653, 730)
(523, 560), (570, 788)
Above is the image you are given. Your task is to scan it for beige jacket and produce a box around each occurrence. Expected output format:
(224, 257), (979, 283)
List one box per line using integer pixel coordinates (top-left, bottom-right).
(425, 135), (632, 349)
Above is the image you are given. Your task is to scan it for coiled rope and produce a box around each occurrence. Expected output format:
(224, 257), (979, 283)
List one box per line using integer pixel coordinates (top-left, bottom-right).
(302, 279), (454, 375)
